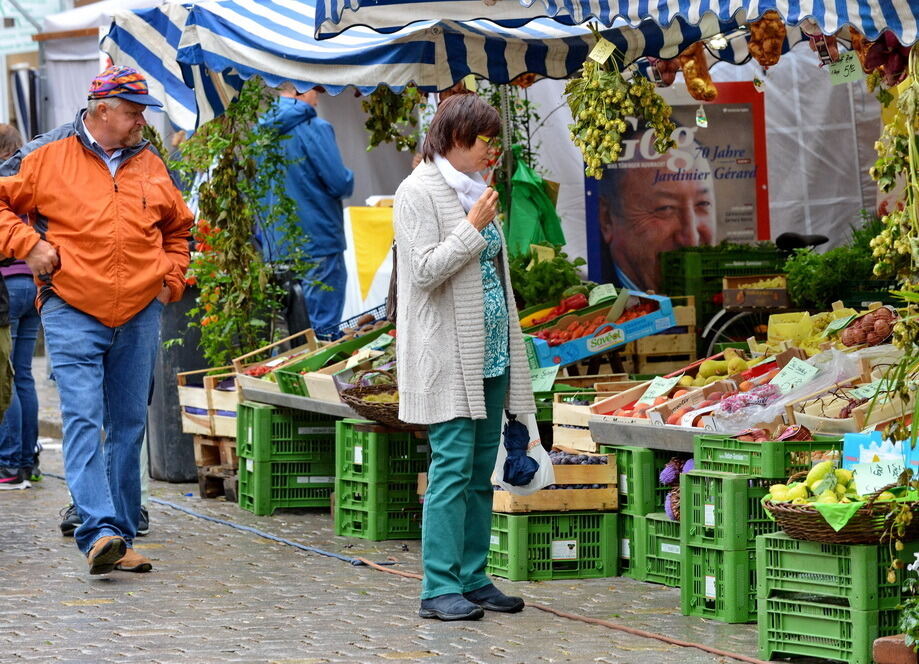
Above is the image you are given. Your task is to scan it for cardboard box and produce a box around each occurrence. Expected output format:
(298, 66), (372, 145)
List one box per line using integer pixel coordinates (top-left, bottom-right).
(526, 293), (676, 369)
(722, 274), (789, 309)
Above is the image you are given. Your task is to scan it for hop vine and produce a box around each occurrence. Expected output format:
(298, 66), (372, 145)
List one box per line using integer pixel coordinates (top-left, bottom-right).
(362, 85), (423, 152)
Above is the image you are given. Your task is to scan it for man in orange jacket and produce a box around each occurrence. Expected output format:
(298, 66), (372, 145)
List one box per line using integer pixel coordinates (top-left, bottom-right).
(0, 66), (192, 574)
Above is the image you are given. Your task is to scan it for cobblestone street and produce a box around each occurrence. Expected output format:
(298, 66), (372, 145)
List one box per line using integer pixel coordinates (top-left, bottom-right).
(0, 357), (765, 663)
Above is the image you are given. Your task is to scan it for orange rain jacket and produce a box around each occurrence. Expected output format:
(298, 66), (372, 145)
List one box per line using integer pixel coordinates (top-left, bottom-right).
(0, 110), (192, 327)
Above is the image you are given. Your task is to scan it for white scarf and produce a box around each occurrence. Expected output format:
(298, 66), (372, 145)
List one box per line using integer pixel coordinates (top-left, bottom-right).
(434, 154), (487, 213)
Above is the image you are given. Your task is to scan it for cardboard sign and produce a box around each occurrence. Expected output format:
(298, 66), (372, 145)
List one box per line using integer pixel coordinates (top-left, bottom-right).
(853, 460), (903, 496)
(588, 284), (618, 307)
(850, 379), (895, 401)
(531, 365), (561, 393)
(366, 334), (394, 350)
(828, 52), (865, 86)
(588, 38), (615, 64)
(637, 375), (681, 406)
(345, 348), (375, 369)
(770, 357), (819, 394)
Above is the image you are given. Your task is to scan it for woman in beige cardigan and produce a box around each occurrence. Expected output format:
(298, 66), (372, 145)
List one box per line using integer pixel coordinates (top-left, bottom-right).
(393, 94), (536, 621)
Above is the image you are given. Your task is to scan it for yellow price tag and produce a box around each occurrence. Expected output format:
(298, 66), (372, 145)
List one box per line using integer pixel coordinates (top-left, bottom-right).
(588, 38), (615, 64)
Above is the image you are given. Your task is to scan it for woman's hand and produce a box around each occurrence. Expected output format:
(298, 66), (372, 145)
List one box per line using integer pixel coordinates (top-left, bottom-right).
(467, 188), (499, 231)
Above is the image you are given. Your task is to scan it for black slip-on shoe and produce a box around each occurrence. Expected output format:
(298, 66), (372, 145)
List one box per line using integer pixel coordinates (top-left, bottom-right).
(419, 593), (485, 621)
(463, 584), (525, 613)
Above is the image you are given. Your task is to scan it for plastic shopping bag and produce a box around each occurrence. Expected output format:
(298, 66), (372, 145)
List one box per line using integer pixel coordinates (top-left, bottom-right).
(491, 412), (555, 495)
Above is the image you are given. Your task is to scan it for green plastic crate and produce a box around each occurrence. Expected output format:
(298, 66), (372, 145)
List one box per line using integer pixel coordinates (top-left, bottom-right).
(680, 470), (776, 550)
(237, 456), (334, 516)
(487, 512), (618, 581)
(694, 433), (843, 478)
(758, 596), (900, 664)
(334, 477), (420, 512)
(334, 505), (422, 541)
(645, 512), (681, 587)
(681, 544), (757, 623)
(236, 402), (337, 463)
(336, 419), (430, 484)
(619, 513), (646, 579)
(756, 531), (919, 611)
(599, 445), (681, 516)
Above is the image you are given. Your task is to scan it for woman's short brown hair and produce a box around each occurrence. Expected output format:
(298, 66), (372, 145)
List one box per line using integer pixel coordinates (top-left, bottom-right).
(0, 123), (23, 161)
(420, 93), (500, 162)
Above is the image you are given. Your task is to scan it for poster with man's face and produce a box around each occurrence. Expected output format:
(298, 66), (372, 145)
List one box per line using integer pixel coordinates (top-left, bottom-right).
(585, 81), (769, 293)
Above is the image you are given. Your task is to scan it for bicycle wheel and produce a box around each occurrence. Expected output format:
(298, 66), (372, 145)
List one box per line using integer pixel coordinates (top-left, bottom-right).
(704, 310), (772, 357)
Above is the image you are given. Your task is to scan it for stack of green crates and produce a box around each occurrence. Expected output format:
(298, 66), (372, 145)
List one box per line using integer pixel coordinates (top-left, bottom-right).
(757, 531), (919, 664)
(487, 511), (618, 581)
(236, 402), (338, 516)
(599, 444), (686, 582)
(334, 419), (430, 541)
(659, 246), (786, 334)
(680, 434), (844, 623)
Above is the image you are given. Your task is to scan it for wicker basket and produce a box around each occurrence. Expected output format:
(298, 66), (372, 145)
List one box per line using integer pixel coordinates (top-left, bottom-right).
(763, 470), (919, 544)
(339, 369), (416, 431)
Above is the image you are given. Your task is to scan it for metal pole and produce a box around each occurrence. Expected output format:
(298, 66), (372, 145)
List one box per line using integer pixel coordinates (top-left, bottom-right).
(6, 0), (42, 31)
(499, 85), (513, 189)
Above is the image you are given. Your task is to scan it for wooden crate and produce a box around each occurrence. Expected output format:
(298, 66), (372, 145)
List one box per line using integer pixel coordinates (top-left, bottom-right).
(630, 329), (697, 355)
(233, 329), (324, 393)
(193, 435), (238, 469)
(492, 450), (617, 513)
(552, 424), (597, 452)
(177, 366), (232, 436)
(631, 352), (696, 376)
(204, 372), (238, 439)
(197, 464), (238, 501)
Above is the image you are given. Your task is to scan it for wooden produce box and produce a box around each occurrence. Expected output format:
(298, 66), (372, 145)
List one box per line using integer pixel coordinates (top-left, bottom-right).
(205, 372), (239, 438)
(233, 329), (324, 394)
(492, 449), (617, 513)
(790, 386), (914, 434)
(177, 366), (232, 436)
(722, 274), (789, 310)
(193, 434), (238, 469)
(296, 350), (383, 402)
(556, 372), (630, 388)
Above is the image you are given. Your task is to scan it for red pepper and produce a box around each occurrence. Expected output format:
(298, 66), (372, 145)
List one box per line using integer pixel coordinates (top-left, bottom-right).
(561, 293), (589, 311)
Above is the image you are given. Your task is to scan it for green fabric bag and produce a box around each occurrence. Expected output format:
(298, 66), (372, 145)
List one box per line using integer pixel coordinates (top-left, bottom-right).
(504, 145), (565, 256)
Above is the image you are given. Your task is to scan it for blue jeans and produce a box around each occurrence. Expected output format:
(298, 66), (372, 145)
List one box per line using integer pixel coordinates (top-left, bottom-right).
(303, 252), (346, 333)
(42, 294), (163, 554)
(0, 276), (40, 469)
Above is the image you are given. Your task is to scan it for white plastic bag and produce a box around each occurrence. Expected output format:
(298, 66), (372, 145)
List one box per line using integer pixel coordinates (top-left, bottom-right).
(491, 412), (555, 495)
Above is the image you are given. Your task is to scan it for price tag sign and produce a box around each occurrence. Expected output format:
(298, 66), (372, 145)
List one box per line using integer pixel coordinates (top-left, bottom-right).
(588, 283), (617, 307)
(345, 348), (374, 369)
(853, 460), (903, 496)
(769, 357), (819, 394)
(823, 314), (856, 338)
(828, 51), (864, 86)
(462, 74), (478, 92)
(531, 365), (560, 393)
(588, 38), (616, 64)
(850, 379), (895, 401)
(638, 375), (681, 406)
(367, 334), (394, 350)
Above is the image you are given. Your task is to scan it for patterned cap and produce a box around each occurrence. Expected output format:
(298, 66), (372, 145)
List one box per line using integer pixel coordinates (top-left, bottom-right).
(87, 65), (163, 108)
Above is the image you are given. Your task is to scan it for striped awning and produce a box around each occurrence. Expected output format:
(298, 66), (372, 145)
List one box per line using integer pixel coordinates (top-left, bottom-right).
(102, 0), (804, 131)
(315, 0), (918, 44)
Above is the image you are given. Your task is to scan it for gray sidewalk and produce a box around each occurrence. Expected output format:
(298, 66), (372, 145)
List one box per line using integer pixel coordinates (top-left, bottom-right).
(1, 358), (771, 664)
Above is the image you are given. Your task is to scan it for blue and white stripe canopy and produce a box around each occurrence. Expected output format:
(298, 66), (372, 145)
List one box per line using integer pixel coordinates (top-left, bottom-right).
(103, 0), (802, 131)
(315, 0), (918, 44)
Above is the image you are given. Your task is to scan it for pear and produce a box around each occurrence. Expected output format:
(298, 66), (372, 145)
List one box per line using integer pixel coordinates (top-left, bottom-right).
(876, 491), (897, 501)
(698, 360), (718, 378)
(727, 357), (748, 375)
(787, 484), (809, 501)
(835, 468), (853, 484)
(806, 461), (834, 486)
(816, 489), (838, 504)
(678, 375), (695, 388)
(769, 484), (788, 495)
(835, 484), (848, 497)
(791, 497), (809, 505)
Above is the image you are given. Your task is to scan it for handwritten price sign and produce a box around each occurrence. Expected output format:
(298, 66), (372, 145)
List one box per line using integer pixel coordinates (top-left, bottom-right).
(828, 52), (865, 86)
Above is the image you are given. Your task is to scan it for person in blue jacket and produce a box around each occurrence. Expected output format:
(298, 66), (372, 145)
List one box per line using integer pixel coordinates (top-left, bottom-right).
(259, 84), (355, 334)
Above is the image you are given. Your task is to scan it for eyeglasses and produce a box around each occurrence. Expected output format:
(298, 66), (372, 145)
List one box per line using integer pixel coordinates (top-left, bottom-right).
(477, 134), (495, 145)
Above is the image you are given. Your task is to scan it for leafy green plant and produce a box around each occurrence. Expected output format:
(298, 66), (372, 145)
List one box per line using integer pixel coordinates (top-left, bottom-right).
(166, 78), (310, 367)
(362, 85), (423, 152)
(784, 212), (883, 309)
(509, 244), (586, 309)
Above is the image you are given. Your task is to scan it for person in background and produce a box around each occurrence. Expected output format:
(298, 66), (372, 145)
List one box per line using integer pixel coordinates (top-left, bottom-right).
(0, 66), (191, 573)
(393, 94), (535, 621)
(258, 83), (354, 336)
(0, 124), (25, 489)
(597, 126), (715, 292)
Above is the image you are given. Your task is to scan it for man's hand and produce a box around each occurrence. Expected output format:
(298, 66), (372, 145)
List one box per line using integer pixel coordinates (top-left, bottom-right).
(156, 283), (172, 305)
(467, 188), (499, 231)
(25, 239), (59, 279)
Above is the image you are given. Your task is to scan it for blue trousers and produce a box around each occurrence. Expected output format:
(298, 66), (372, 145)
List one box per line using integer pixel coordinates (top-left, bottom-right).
(0, 275), (39, 469)
(421, 371), (509, 599)
(42, 295), (163, 553)
(303, 252), (347, 334)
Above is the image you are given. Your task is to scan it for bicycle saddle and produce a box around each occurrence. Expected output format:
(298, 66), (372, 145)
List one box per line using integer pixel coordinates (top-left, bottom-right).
(775, 232), (829, 251)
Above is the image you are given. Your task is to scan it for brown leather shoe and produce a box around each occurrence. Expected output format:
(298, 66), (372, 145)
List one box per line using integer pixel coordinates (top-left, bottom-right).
(115, 547), (152, 573)
(87, 535), (127, 575)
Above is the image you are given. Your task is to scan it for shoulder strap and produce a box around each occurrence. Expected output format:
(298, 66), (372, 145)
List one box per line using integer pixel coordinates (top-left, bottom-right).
(386, 242), (397, 325)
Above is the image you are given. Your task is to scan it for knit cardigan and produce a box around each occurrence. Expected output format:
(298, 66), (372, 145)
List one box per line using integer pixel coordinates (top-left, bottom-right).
(393, 160), (535, 425)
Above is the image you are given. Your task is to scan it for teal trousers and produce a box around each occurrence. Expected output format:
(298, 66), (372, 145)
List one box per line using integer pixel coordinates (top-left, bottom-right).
(421, 370), (509, 599)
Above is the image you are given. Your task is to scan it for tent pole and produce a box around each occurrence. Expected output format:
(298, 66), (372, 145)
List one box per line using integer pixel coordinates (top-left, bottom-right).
(499, 85), (513, 188)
